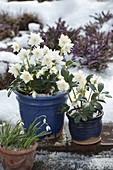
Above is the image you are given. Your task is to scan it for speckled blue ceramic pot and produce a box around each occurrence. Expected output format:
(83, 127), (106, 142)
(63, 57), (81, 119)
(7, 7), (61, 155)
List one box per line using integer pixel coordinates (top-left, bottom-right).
(15, 91), (67, 139)
(68, 111), (103, 145)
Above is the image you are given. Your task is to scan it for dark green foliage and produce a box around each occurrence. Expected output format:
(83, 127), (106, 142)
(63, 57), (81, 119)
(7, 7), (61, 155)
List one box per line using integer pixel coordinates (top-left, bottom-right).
(0, 116), (51, 150)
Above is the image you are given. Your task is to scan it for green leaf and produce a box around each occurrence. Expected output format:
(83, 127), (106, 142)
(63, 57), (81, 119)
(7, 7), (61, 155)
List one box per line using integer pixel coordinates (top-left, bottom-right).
(89, 83), (96, 91)
(86, 74), (93, 82)
(105, 94), (112, 98)
(98, 99), (106, 103)
(89, 104), (96, 112)
(93, 102), (103, 110)
(74, 116), (81, 124)
(66, 60), (73, 68)
(61, 68), (69, 82)
(98, 83), (104, 92)
(91, 93), (98, 100)
(101, 91), (109, 94)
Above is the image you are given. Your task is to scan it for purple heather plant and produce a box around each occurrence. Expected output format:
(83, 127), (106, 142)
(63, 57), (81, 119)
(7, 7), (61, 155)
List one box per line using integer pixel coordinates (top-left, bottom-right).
(90, 11), (113, 27)
(39, 18), (81, 50)
(38, 13), (113, 71)
(71, 31), (113, 71)
(0, 23), (11, 31)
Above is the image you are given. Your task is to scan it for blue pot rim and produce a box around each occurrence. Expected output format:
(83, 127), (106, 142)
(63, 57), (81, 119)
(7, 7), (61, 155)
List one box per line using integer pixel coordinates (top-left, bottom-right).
(67, 110), (104, 123)
(14, 90), (67, 100)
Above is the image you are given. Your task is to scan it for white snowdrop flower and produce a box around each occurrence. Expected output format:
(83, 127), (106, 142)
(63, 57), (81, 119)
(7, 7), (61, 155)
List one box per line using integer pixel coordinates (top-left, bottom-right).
(46, 125), (51, 131)
(42, 54), (53, 68)
(43, 118), (46, 124)
(2, 122), (6, 127)
(12, 42), (20, 52)
(8, 63), (21, 78)
(28, 33), (43, 47)
(56, 79), (69, 91)
(50, 67), (58, 74)
(59, 34), (71, 47)
(91, 74), (101, 85)
(32, 91), (37, 98)
(62, 43), (74, 55)
(20, 71), (33, 84)
(20, 130), (25, 135)
(17, 48), (29, 61)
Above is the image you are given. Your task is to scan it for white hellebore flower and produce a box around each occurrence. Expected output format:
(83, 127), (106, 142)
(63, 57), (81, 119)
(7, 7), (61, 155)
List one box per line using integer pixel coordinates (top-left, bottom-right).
(8, 63), (21, 78)
(46, 125), (51, 131)
(91, 74), (101, 85)
(12, 42), (20, 52)
(59, 34), (71, 47)
(20, 70), (33, 84)
(58, 74), (64, 80)
(59, 34), (74, 54)
(43, 45), (50, 55)
(42, 54), (53, 68)
(74, 70), (86, 85)
(32, 47), (43, 60)
(50, 67), (58, 74)
(57, 79), (69, 91)
(36, 70), (44, 78)
(17, 48), (29, 61)
(36, 67), (48, 78)
(28, 33), (43, 47)
(62, 43), (74, 55)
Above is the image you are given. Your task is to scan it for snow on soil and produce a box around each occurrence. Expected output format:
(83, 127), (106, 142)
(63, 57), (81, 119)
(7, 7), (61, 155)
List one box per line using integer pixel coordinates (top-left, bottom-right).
(33, 150), (113, 170)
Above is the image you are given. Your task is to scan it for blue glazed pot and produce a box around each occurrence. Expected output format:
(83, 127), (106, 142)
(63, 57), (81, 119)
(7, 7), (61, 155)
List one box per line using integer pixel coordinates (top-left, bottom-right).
(15, 91), (67, 139)
(68, 112), (103, 145)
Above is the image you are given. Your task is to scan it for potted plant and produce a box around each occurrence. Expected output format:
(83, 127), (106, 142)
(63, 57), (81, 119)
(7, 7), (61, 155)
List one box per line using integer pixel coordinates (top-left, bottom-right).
(64, 70), (112, 145)
(8, 33), (74, 139)
(0, 116), (51, 170)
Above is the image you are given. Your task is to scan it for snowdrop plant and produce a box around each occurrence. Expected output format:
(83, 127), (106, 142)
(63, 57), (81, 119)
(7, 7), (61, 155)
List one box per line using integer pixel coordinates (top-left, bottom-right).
(65, 70), (112, 123)
(0, 115), (51, 150)
(8, 33), (73, 97)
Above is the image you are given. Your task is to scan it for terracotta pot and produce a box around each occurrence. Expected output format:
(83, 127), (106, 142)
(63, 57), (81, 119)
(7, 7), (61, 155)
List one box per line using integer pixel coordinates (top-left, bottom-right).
(0, 143), (38, 170)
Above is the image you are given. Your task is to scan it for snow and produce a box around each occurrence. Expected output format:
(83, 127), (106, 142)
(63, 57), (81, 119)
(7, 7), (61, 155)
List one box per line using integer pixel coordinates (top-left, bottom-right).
(0, 0), (113, 169)
(0, 52), (19, 74)
(0, 90), (20, 124)
(34, 150), (113, 170)
(0, 0), (113, 124)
